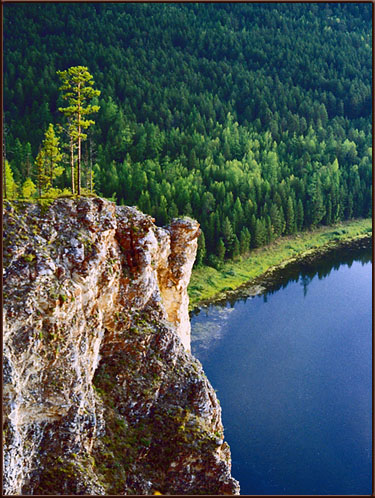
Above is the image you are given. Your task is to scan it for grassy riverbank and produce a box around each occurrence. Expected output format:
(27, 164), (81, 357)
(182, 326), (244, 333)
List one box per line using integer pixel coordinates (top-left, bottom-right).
(188, 218), (372, 309)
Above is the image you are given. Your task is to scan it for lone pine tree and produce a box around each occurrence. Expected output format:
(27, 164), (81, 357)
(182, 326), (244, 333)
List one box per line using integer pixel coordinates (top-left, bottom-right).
(57, 66), (100, 195)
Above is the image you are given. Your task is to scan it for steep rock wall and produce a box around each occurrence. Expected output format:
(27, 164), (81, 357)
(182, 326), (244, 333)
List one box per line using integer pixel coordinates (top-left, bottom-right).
(3, 197), (240, 495)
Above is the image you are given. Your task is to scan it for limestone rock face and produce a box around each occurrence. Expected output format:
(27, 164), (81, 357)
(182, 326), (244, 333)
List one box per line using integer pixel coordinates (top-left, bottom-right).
(158, 218), (201, 351)
(3, 197), (240, 495)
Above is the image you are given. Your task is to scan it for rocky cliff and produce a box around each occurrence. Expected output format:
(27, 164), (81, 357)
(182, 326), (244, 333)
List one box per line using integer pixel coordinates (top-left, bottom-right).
(3, 197), (240, 495)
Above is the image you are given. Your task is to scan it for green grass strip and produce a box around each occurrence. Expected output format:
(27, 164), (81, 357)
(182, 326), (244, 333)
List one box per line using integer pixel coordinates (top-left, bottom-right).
(188, 218), (372, 309)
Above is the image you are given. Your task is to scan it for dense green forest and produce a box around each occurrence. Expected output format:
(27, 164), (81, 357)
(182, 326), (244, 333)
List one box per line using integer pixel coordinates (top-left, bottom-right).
(3, 2), (372, 266)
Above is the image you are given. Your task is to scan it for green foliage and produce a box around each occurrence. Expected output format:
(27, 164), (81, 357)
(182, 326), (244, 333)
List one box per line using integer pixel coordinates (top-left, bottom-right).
(239, 227), (251, 255)
(36, 124), (63, 196)
(216, 238), (226, 261)
(4, 160), (19, 200)
(21, 177), (37, 199)
(35, 149), (49, 195)
(195, 230), (206, 267)
(3, 3), (372, 261)
(285, 197), (296, 235)
(57, 66), (100, 140)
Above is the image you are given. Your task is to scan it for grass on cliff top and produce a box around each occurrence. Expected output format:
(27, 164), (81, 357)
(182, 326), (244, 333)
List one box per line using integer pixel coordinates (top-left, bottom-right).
(188, 218), (372, 309)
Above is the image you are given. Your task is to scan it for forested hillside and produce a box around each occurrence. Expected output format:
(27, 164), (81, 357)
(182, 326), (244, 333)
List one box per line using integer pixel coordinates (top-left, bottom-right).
(3, 2), (372, 266)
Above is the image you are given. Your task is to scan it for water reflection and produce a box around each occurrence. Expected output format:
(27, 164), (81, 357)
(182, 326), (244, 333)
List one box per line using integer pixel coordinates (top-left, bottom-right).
(192, 245), (372, 312)
(265, 245), (372, 298)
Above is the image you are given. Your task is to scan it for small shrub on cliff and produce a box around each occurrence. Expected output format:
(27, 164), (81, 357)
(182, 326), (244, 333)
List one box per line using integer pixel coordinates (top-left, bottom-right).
(21, 177), (37, 200)
(23, 253), (36, 263)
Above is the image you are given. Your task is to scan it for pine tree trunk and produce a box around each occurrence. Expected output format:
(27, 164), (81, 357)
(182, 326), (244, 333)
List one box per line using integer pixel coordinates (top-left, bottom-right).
(89, 138), (93, 193)
(70, 138), (75, 195)
(77, 83), (81, 196)
(77, 135), (81, 196)
(50, 155), (53, 189)
(83, 142), (88, 190)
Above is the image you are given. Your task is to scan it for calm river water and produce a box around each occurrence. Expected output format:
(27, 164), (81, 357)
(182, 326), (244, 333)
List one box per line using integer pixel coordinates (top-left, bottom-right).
(191, 247), (372, 495)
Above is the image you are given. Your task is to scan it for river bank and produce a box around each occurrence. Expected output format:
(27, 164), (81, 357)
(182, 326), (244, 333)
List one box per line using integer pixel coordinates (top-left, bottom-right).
(188, 218), (372, 311)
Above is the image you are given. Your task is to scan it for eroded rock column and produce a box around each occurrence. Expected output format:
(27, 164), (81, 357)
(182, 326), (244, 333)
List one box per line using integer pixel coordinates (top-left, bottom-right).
(157, 218), (200, 351)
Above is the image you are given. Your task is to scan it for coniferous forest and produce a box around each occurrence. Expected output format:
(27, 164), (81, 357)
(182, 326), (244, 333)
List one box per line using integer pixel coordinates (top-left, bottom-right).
(3, 2), (372, 267)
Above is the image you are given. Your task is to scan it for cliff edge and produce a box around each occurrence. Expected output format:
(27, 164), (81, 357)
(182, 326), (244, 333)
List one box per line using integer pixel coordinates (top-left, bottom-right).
(3, 197), (240, 495)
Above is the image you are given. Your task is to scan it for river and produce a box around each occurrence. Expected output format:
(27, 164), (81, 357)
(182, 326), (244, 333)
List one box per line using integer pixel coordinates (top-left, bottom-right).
(191, 247), (372, 495)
